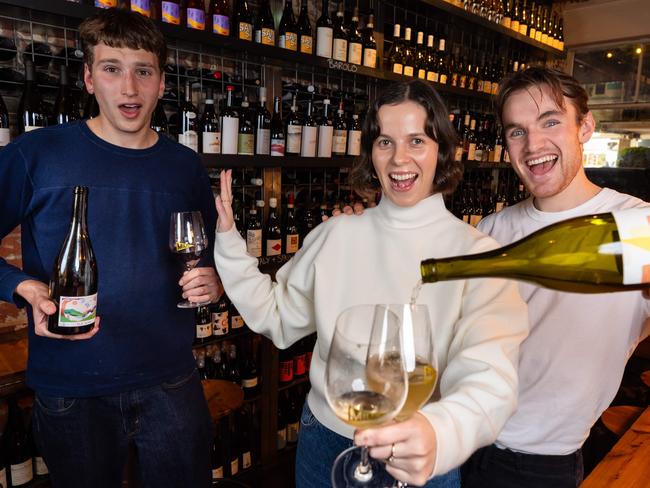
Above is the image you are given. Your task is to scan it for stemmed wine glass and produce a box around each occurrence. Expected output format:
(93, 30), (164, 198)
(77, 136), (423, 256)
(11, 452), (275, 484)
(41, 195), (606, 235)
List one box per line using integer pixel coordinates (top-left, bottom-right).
(169, 211), (209, 308)
(326, 304), (408, 488)
(391, 304), (438, 488)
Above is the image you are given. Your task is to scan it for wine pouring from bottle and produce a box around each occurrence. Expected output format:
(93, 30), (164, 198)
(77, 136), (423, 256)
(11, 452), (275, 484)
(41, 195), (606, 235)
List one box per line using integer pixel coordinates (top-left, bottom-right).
(421, 208), (650, 293)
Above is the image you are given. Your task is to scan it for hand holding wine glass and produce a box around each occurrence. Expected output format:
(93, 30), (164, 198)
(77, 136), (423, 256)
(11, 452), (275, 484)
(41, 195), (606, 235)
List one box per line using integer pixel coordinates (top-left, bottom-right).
(325, 304), (408, 488)
(169, 210), (210, 308)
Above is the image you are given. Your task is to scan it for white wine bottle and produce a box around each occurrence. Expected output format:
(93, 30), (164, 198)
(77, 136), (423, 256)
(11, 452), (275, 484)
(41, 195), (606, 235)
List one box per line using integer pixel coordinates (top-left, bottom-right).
(48, 186), (98, 335)
(421, 208), (650, 293)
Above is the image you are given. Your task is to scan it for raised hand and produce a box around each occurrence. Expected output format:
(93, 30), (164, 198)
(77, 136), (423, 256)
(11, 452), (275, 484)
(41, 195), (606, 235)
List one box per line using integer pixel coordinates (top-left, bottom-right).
(215, 169), (235, 232)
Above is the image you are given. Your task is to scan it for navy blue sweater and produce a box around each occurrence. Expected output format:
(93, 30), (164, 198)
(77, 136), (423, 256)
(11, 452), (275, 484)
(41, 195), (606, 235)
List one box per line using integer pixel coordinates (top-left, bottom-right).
(0, 121), (216, 397)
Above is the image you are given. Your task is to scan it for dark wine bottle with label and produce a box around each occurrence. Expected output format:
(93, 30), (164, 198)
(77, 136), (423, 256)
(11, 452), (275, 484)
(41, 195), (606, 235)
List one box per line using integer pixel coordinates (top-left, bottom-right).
(332, 1), (347, 62)
(194, 305), (212, 345)
(265, 197), (282, 256)
(151, 100), (169, 135)
(54, 64), (80, 125)
(178, 80), (199, 152)
(255, 0), (275, 45)
(220, 85), (239, 155)
(6, 400), (33, 487)
(237, 97), (255, 156)
(201, 97), (220, 154)
(279, 0), (298, 51)
(362, 11), (377, 68)
(284, 194), (300, 254)
(18, 59), (47, 134)
(255, 88), (271, 155)
(317, 98), (333, 157)
(234, 0), (253, 41)
(48, 186), (98, 335)
(285, 96), (303, 156)
(210, 0), (230, 36)
(270, 96), (285, 156)
(0, 91), (10, 147)
(246, 205), (263, 258)
(346, 7), (362, 65)
(316, 0), (333, 58)
(297, 0), (313, 54)
(186, 0), (206, 30)
(300, 96), (317, 157)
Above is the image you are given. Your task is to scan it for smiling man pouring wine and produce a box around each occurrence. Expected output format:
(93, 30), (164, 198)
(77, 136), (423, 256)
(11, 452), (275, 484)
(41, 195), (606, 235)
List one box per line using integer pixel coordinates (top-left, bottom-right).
(213, 79), (528, 487)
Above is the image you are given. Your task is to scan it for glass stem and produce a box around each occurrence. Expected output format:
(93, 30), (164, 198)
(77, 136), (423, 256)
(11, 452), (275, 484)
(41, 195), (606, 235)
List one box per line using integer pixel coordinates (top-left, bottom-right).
(354, 446), (373, 481)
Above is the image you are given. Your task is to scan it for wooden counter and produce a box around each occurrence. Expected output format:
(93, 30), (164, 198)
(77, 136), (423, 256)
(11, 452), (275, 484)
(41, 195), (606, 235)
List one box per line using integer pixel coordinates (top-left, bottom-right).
(0, 329), (29, 396)
(582, 406), (650, 487)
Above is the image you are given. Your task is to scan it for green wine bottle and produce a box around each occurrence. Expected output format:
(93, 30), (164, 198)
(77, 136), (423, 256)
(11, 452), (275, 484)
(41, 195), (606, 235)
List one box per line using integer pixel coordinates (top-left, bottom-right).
(421, 208), (650, 293)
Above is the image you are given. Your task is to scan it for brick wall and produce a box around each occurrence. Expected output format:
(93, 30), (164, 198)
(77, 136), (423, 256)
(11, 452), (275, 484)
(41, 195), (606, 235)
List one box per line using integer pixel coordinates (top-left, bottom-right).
(0, 226), (27, 333)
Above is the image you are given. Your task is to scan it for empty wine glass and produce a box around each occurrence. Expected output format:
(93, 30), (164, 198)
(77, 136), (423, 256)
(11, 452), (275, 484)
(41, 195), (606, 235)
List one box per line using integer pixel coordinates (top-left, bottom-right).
(169, 211), (209, 308)
(325, 304), (408, 488)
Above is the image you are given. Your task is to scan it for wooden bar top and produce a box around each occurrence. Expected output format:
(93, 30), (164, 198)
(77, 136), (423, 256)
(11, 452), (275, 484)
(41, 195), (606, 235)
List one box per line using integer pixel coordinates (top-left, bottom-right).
(582, 406), (650, 488)
(0, 329), (29, 396)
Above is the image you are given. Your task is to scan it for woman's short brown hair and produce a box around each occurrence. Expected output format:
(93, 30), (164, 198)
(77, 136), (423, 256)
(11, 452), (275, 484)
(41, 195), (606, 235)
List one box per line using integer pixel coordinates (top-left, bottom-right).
(350, 80), (462, 198)
(79, 8), (167, 71)
(496, 67), (590, 125)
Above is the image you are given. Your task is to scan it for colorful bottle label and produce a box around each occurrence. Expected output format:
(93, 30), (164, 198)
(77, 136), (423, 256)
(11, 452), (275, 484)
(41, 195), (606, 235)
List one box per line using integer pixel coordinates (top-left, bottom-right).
(300, 35), (313, 54)
(187, 8), (205, 30)
(256, 27), (275, 45)
(242, 377), (258, 388)
(57, 294), (97, 327)
(285, 234), (299, 254)
(612, 208), (650, 285)
(266, 238), (282, 256)
(242, 451), (252, 469)
(279, 32), (298, 51)
(238, 133), (254, 155)
(213, 14), (230, 36)
(403, 66), (414, 77)
(212, 311), (229, 335)
(271, 138), (285, 156)
(294, 354), (306, 376)
(287, 421), (299, 442)
(231, 314), (244, 329)
(162, 2), (181, 25)
(131, 0), (151, 17)
(392, 63), (403, 75)
(95, 0), (117, 8)
(239, 22), (253, 41)
(212, 467), (224, 479)
(279, 359), (294, 382)
(196, 321), (212, 339)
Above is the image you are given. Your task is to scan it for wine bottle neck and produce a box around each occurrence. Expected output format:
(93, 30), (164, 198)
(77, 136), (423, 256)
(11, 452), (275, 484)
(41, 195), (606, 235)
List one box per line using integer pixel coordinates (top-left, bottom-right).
(72, 187), (89, 233)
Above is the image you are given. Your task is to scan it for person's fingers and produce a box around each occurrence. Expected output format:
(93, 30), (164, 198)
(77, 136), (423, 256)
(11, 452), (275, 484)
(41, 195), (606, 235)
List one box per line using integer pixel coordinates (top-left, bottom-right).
(67, 316), (101, 341)
(331, 209), (342, 217)
(342, 205), (354, 215)
(353, 202), (365, 214)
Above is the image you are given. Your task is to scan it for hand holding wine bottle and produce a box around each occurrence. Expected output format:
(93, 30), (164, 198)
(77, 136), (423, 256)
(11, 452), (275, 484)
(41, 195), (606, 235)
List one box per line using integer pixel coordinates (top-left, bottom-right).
(14, 279), (101, 341)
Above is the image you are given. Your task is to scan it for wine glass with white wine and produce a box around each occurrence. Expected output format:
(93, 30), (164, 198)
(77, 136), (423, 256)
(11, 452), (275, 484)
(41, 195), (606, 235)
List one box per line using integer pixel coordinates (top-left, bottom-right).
(326, 304), (408, 488)
(391, 303), (438, 488)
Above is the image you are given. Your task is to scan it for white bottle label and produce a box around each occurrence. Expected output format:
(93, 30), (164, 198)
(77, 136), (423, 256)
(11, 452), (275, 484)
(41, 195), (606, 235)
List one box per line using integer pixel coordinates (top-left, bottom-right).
(35, 456), (48, 476)
(25, 126), (42, 132)
(271, 138), (285, 156)
(202, 131), (221, 154)
(212, 467), (224, 479)
(247, 229), (262, 257)
(285, 234), (299, 254)
(333, 38), (347, 61)
(196, 321), (212, 338)
(332, 130), (347, 154)
(0, 127), (9, 146)
(242, 451), (252, 469)
(467, 143), (476, 161)
(256, 128), (270, 154)
(211, 311), (229, 336)
(363, 48), (377, 68)
(230, 459), (239, 476)
(492, 144), (503, 163)
(10, 459), (33, 486)
(286, 125), (302, 153)
(347, 129), (361, 156)
(348, 42), (362, 65)
(231, 315), (244, 329)
(179, 131), (198, 152)
(403, 65), (414, 77)
(317, 125), (333, 157)
(266, 238), (282, 256)
(612, 208), (650, 285)
(300, 126), (317, 157)
(57, 293), (97, 327)
(220, 116), (239, 154)
(242, 376), (258, 388)
(316, 27), (333, 58)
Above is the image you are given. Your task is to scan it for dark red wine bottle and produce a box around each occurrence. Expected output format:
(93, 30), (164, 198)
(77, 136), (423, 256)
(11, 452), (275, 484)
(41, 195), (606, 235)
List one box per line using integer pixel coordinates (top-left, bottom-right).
(48, 186), (98, 335)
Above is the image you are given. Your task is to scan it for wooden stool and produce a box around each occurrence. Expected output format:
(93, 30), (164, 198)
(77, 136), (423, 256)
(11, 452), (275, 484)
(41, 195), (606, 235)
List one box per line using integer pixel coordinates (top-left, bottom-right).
(641, 371), (650, 388)
(601, 405), (645, 437)
(201, 379), (244, 422)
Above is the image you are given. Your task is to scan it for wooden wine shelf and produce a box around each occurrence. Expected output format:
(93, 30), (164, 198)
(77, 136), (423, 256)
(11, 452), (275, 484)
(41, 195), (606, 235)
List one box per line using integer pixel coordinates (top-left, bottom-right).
(200, 154), (356, 169)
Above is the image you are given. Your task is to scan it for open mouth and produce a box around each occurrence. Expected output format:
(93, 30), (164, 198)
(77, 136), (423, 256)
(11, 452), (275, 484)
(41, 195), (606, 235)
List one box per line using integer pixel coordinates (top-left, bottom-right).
(526, 154), (558, 176)
(118, 103), (142, 118)
(389, 172), (418, 191)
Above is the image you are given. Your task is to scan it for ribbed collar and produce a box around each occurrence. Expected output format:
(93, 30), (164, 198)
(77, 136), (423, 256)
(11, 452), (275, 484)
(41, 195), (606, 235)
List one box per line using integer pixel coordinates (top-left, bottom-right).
(523, 188), (613, 223)
(373, 193), (448, 229)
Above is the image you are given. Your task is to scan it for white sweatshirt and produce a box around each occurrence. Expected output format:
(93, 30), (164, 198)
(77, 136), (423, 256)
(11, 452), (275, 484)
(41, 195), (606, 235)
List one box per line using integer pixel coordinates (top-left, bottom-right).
(214, 193), (528, 475)
(478, 188), (650, 455)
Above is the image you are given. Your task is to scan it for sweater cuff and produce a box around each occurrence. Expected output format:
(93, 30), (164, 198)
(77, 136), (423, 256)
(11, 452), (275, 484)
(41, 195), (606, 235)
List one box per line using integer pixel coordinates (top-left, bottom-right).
(0, 268), (34, 307)
(420, 406), (462, 477)
(214, 224), (245, 250)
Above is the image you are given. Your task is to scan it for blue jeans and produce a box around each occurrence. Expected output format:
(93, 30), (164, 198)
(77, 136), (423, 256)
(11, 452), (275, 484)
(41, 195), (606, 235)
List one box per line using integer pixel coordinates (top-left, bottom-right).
(31, 368), (212, 488)
(461, 444), (584, 488)
(296, 403), (460, 488)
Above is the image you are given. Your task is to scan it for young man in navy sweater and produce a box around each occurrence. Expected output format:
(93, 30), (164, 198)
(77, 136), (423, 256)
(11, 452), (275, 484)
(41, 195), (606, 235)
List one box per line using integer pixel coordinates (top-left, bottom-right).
(0, 9), (220, 488)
